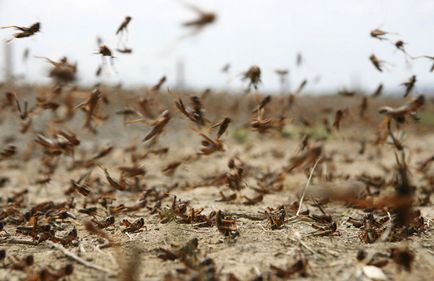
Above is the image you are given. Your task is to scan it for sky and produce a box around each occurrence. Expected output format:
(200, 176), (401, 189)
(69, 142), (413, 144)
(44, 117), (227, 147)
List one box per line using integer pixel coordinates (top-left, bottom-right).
(0, 0), (433, 93)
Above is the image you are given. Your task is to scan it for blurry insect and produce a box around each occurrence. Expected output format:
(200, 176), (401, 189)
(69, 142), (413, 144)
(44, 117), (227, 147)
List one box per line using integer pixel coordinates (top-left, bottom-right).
(216, 210), (239, 238)
(98, 165), (128, 191)
(116, 16), (132, 41)
(308, 221), (338, 237)
(252, 95), (271, 113)
(35, 56), (77, 84)
(116, 47), (133, 54)
(379, 95), (424, 124)
(293, 79), (308, 95)
(251, 97), (284, 134)
(75, 88), (103, 133)
(333, 109), (345, 130)
(371, 83), (384, 98)
(69, 174), (91, 197)
(370, 28), (397, 41)
(401, 75), (416, 97)
(338, 89), (357, 97)
(92, 216), (115, 229)
(7, 254), (34, 271)
(285, 145), (322, 173)
(162, 161), (183, 176)
(156, 238), (199, 261)
(390, 247), (414, 272)
(31, 264), (74, 281)
(52, 228), (78, 246)
(175, 96), (207, 126)
(359, 97), (368, 118)
(181, 1), (216, 33)
(151, 76), (167, 91)
(95, 65), (103, 77)
(23, 48), (30, 62)
(296, 52), (304, 67)
(0, 145), (16, 160)
(95, 45), (115, 73)
(242, 194), (263, 205)
(122, 218), (145, 233)
(270, 258), (309, 278)
(242, 65), (261, 92)
(393, 40), (411, 59)
(221, 63), (231, 73)
(369, 54), (388, 72)
(142, 110), (171, 142)
(1, 22), (40, 42)
(163, 1), (216, 53)
(194, 117), (230, 155)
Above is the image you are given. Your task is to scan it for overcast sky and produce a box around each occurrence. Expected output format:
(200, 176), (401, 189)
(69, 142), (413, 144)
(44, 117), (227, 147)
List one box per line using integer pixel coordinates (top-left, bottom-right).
(0, 0), (433, 93)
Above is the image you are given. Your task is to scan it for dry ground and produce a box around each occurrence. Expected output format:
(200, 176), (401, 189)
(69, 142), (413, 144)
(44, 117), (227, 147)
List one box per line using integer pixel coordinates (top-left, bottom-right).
(0, 86), (433, 281)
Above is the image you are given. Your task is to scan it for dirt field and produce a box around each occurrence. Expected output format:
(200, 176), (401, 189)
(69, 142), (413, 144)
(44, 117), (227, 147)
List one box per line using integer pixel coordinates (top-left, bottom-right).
(0, 86), (433, 281)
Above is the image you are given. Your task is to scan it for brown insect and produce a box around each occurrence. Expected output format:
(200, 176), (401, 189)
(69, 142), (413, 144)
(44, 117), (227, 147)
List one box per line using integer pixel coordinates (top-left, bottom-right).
(293, 79), (308, 95)
(216, 210), (239, 239)
(162, 161), (183, 176)
(116, 47), (133, 54)
(75, 88), (104, 133)
(122, 218), (145, 233)
(175, 96), (207, 126)
(1, 22), (40, 42)
(216, 191), (237, 202)
(182, 2), (216, 30)
(242, 194), (263, 205)
(7, 254), (34, 271)
(99, 165), (128, 191)
(95, 45), (115, 72)
(371, 83), (384, 98)
(142, 110), (171, 142)
(35, 56), (77, 84)
(116, 16), (132, 36)
(31, 264), (74, 281)
(156, 237), (199, 261)
(252, 95), (271, 113)
(270, 258), (309, 278)
(285, 145), (322, 173)
(91, 216), (115, 229)
(359, 97), (368, 118)
(370, 28), (396, 41)
(369, 54), (387, 72)
(393, 40), (411, 57)
(194, 117), (230, 155)
(332, 109), (345, 130)
(390, 247), (414, 272)
(151, 76), (167, 91)
(0, 145), (16, 160)
(265, 206), (286, 229)
(308, 221), (339, 237)
(378, 94), (424, 124)
(401, 75), (417, 97)
(242, 65), (262, 92)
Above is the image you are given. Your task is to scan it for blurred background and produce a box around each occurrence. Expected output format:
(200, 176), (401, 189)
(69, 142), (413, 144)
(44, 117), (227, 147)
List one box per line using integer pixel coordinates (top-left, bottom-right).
(0, 0), (433, 94)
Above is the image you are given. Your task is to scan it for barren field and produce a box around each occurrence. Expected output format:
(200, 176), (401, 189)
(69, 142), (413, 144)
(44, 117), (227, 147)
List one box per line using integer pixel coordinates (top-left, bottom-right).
(0, 86), (433, 281)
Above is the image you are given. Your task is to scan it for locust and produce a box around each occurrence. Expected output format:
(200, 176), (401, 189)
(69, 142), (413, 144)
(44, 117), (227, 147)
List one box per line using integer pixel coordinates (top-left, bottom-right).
(401, 75), (417, 98)
(369, 54), (387, 72)
(242, 65), (262, 92)
(2, 22), (40, 42)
